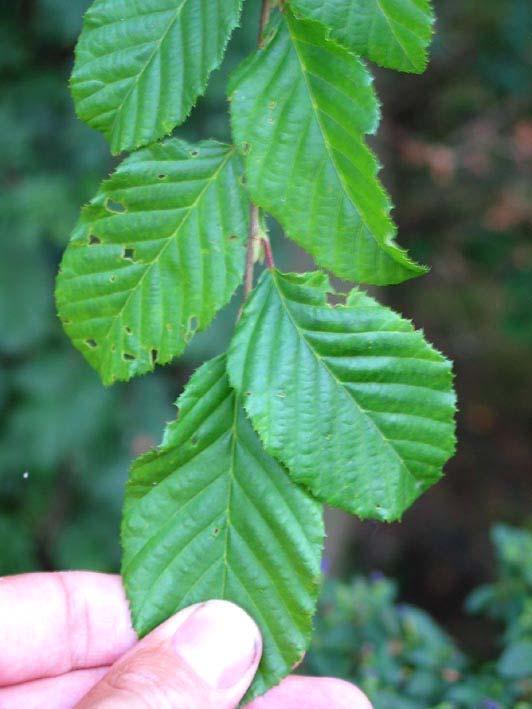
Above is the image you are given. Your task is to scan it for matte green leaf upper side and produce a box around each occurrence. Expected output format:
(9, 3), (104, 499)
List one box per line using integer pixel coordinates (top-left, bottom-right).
(122, 355), (324, 701)
(56, 139), (248, 385)
(290, 0), (435, 73)
(230, 10), (426, 286)
(71, 0), (243, 154)
(228, 270), (456, 521)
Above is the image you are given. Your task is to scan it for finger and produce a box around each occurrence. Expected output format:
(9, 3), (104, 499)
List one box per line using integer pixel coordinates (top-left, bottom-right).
(0, 667), (108, 709)
(248, 675), (373, 709)
(78, 600), (262, 709)
(0, 572), (137, 686)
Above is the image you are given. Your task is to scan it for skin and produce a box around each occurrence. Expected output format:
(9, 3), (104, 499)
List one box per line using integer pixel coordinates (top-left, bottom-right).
(0, 571), (372, 708)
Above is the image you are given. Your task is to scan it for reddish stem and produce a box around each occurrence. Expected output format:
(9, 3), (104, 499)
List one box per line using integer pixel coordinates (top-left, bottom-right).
(263, 238), (275, 269)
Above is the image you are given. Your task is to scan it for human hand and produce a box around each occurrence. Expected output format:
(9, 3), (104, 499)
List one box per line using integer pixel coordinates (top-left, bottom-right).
(0, 571), (371, 708)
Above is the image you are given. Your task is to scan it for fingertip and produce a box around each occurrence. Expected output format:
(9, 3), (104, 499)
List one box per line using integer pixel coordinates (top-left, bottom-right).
(248, 675), (373, 709)
(78, 600), (263, 709)
(169, 600), (262, 691)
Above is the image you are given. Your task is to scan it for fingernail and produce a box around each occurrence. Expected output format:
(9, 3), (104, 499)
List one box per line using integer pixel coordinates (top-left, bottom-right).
(172, 600), (261, 689)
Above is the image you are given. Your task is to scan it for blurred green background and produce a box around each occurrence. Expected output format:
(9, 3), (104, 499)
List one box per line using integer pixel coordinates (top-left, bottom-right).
(1, 0), (531, 706)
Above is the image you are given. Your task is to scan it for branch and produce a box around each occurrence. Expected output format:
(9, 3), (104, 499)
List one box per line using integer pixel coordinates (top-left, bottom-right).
(244, 204), (261, 298)
(258, 0), (273, 44)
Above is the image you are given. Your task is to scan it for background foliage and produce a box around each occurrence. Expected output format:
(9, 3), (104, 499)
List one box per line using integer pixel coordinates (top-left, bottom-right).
(0, 0), (530, 705)
(304, 525), (532, 707)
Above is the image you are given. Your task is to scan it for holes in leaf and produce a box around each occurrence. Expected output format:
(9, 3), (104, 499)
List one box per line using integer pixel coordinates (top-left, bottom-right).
(125, 326), (132, 335)
(212, 527), (220, 538)
(241, 141), (250, 155)
(105, 198), (126, 214)
(189, 149), (200, 158)
(191, 435), (199, 447)
(109, 275), (117, 283)
(239, 174), (247, 187)
(89, 234), (101, 245)
(185, 316), (198, 342)
(151, 349), (158, 365)
(157, 174), (167, 180)
(188, 316), (198, 331)
(122, 247), (136, 261)
(123, 353), (136, 361)
(228, 234), (238, 242)
(85, 339), (97, 349)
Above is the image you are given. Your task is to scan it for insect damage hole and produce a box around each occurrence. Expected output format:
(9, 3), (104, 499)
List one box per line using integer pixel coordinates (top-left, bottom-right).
(85, 339), (97, 349)
(151, 349), (158, 365)
(123, 352), (136, 361)
(122, 247), (136, 260)
(89, 234), (101, 245)
(184, 316), (198, 342)
(105, 198), (127, 214)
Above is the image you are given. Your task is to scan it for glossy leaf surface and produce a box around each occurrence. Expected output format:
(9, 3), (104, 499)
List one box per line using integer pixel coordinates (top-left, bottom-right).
(230, 10), (426, 285)
(56, 139), (248, 385)
(291, 0), (435, 73)
(122, 355), (324, 700)
(228, 270), (456, 521)
(72, 0), (243, 154)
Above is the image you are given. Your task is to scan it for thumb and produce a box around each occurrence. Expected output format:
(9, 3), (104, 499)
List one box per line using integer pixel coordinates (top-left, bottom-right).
(77, 600), (262, 709)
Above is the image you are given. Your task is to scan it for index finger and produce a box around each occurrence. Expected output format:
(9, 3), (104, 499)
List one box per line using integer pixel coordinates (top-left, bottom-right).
(0, 571), (137, 686)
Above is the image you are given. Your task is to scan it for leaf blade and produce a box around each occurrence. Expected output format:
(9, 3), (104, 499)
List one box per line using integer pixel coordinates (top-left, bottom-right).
(228, 270), (456, 521)
(72, 0), (243, 154)
(56, 139), (248, 385)
(230, 11), (425, 285)
(122, 355), (324, 700)
(290, 0), (435, 73)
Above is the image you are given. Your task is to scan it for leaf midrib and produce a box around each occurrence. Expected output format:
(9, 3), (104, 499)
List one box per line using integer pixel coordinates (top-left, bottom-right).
(270, 271), (418, 487)
(373, 0), (418, 70)
(285, 16), (399, 264)
(220, 393), (238, 597)
(107, 0), (190, 145)
(94, 146), (235, 357)
(126, 378), (299, 664)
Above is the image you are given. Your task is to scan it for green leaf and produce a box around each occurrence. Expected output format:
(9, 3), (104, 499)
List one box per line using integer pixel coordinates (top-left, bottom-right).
(122, 355), (324, 700)
(71, 0), (243, 154)
(228, 270), (456, 521)
(56, 139), (248, 385)
(230, 10), (426, 286)
(290, 0), (435, 74)
(497, 640), (532, 679)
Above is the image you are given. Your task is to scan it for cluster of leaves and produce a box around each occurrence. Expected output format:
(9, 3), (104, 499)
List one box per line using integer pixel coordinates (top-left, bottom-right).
(305, 525), (532, 709)
(55, 0), (457, 700)
(0, 0), (258, 577)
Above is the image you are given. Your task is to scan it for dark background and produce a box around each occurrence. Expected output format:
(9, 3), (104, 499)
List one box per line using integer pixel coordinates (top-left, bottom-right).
(1, 0), (531, 662)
